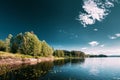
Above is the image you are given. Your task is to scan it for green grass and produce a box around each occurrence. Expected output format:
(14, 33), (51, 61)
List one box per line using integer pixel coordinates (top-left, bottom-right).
(0, 51), (54, 59)
(0, 51), (33, 59)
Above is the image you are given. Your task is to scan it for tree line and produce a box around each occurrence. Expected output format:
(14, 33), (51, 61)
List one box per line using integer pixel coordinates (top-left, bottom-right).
(53, 50), (86, 58)
(0, 31), (86, 58)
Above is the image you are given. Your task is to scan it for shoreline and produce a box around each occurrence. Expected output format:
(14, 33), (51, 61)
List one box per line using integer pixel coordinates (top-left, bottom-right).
(0, 56), (55, 75)
(0, 51), (85, 66)
(0, 57), (55, 66)
(0, 51), (55, 66)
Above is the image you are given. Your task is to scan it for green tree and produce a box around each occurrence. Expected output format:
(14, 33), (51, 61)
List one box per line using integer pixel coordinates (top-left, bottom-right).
(10, 32), (42, 56)
(5, 34), (13, 52)
(10, 33), (23, 53)
(41, 40), (54, 56)
(23, 32), (42, 56)
(0, 40), (6, 51)
(53, 50), (64, 57)
(71, 51), (85, 58)
(11, 32), (42, 56)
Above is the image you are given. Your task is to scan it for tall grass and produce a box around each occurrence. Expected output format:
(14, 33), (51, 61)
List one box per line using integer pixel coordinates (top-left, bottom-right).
(0, 51), (33, 59)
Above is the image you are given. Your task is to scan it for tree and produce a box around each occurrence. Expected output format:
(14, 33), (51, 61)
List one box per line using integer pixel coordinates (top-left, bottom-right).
(41, 40), (54, 56)
(21, 32), (42, 56)
(71, 51), (85, 58)
(5, 34), (13, 52)
(11, 32), (42, 56)
(10, 33), (23, 53)
(10, 32), (54, 56)
(0, 40), (6, 51)
(53, 50), (64, 57)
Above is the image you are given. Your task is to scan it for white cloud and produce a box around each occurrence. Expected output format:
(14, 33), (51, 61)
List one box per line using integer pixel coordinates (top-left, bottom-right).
(100, 44), (105, 47)
(115, 33), (120, 37)
(78, 0), (117, 27)
(89, 41), (99, 47)
(83, 0), (107, 21)
(105, 1), (114, 8)
(109, 33), (120, 39)
(78, 13), (95, 27)
(109, 36), (117, 39)
(81, 47), (87, 50)
(83, 47), (120, 55)
(94, 28), (98, 31)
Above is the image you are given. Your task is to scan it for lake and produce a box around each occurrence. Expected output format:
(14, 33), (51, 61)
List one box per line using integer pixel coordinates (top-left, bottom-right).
(0, 57), (120, 80)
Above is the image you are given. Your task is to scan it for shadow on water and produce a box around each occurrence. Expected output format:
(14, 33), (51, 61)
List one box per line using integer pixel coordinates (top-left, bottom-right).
(0, 59), (85, 80)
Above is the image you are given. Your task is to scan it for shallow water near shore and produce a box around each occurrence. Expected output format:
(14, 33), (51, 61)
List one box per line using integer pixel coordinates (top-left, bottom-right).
(0, 57), (120, 80)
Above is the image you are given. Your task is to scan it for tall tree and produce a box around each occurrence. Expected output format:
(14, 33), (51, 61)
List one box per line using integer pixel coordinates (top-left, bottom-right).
(11, 32), (42, 56)
(5, 34), (13, 52)
(53, 50), (64, 57)
(41, 40), (54, 56)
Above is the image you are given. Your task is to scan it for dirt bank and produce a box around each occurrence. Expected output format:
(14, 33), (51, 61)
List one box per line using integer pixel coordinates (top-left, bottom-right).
(0, 57), (54, 65)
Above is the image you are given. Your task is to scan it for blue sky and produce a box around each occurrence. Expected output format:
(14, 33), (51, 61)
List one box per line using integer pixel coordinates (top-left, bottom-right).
(0, 0), (120, 55)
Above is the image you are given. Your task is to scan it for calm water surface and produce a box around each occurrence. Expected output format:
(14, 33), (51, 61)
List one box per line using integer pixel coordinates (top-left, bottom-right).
(0, 58), (120, 80)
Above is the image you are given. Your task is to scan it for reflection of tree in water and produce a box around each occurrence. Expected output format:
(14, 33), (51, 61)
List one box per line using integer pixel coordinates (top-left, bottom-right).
(0, 64), (28, 77)
(70, 59), (85, 64)
(54, 59), (85, 66)
(0, 59), (85, 80)
(0, 61), (54, 80)
(54, 59), (66, 66)
(54, 59), (72, 66)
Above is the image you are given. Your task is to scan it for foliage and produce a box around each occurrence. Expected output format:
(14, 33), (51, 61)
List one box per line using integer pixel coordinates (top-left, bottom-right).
(53, 50), (85, 58)
(41, 40), (54, 56)
(53, 50), (64, 57)
(0, 40), (6, 51)
(0, 31), (86, 58)
(10, 33), (23, 53)
(9, 31), (53, 57)
(20, 32), (42, 56)
(70, 51), (85, 58)
(5, 34), (13, 52)
(11, 32), (42, 56)
(89, 54), (107, 57)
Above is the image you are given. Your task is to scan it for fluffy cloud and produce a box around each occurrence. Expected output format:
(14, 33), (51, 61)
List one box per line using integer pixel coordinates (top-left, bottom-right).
(78, 0), (117, 27)
(79, 13), (95, 27)
(115, 33), (120, 37)
(89, 41), (99, 47)
(109, 33), (120, 39)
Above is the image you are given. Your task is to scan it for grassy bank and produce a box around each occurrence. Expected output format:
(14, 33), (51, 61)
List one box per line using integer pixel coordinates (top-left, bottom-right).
(0, 51), (33, 59)
(0, 51), (85, 66)
(0, 51), (54, 65)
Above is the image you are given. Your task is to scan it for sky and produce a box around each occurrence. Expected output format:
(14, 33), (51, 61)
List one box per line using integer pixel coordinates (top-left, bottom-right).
(0, 0), (120, 55)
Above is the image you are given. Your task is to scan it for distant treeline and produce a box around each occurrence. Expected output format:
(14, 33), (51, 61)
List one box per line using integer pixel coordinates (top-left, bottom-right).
(87, 54), (107, 57)
(53, 50), (86, 58)
(0, 31), (86, 58)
